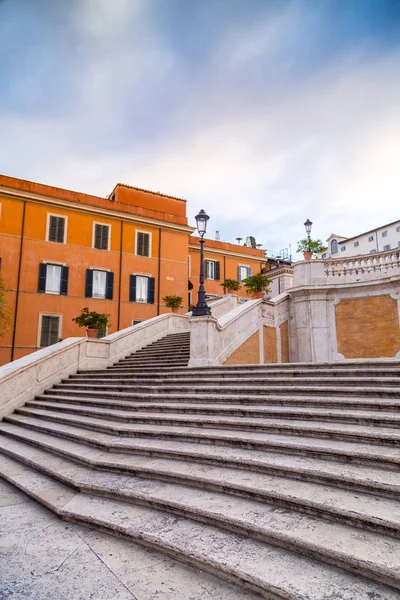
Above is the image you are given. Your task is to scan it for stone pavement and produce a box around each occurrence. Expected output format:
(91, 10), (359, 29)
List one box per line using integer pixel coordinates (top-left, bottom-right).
(0, 479), (258, 600)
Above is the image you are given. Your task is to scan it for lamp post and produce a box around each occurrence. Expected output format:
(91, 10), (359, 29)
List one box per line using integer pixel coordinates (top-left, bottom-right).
(304, 219), (313, 252)
(192, 209), (211, 317)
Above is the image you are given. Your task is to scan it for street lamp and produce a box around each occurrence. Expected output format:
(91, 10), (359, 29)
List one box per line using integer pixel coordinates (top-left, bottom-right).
(192, 209), (211, 317)
(304, 219), (312, 251)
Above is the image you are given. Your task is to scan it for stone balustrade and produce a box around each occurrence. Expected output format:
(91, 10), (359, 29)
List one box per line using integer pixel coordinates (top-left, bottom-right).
(0, 313), (189, 419)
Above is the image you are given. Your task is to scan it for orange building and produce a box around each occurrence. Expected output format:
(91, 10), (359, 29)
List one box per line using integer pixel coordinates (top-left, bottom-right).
(0, 174), (270, 366)
(188, 236), (267, 305)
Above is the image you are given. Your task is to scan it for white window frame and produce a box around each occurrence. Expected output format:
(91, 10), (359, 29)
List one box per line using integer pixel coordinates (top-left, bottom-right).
(368, 236), (374, 242)
(135, 275), (149, 302)
(46, 212), (68, 244)
(205, 260), (216, 280)
(92, 222), (111, 251)
(382, 231), (388, 238)
(238, 264), (250, 283)
(354, 241), (359, 247)
(396, 226), (400, 233)
(37, 312), (62, 348)
(135, 229), (152, 258)
(44, 264), (63, 295)
(341, 246), (346, 252)
(383, 244), (391, 251)
(188, 255), (191, 276)
(92, 269), (108, 299)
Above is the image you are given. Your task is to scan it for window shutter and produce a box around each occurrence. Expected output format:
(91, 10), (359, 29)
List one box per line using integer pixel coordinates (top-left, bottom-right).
(60, 266), (69, 295)
(143, 233), (149, 256)
(237, 266), (241, 282)
(38, 263), (47, 293)
(49, 217), (57, 242)
(129, 275), (137, 302)
(147, 277), (155, 304)
(215, 261), (220, 280)
(40, 316), (59, 347)
(137, 232), (144, 255)
(106, 271), (114, 300)
(85, 269), (93, 298)
(94, 224), (102, 249)
(102, 226), (109, 250)
(247, 267), (252, 277)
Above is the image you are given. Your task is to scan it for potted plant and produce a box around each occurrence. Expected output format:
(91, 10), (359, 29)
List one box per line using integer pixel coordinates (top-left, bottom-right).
(297, 238), (327, 260)
(220, 279), (241, 294)
(163, 295), (183, 313)
(73, 307), (111, 338)
(242, 273), (272, 299)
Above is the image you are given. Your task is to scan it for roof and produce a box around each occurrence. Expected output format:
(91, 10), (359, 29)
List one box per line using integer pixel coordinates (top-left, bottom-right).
(115, 182), (187, 203)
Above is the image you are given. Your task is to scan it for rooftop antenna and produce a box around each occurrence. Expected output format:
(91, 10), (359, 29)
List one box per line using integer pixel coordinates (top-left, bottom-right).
(256, 244), (263, 249)
(215, 230), (220, 241)
(235, 237), (242, 245)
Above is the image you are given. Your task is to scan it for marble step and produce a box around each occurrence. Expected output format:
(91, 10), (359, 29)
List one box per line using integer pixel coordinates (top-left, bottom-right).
(46, 388), (400, 413)
(30, 397), (400, 427)
(16, 404), (400, 446)
(50, 382), (400, 397)
(5, 412), (400, 473)
(71, 367), (400, 379)
(1, 456), (396, 600)
(2, 419), (400, 498)
(1, 437), (400, 590)
(56, 376), (400, 388)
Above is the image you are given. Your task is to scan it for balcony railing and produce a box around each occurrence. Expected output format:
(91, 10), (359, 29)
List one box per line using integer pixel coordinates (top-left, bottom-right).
(324, 248), (400, 281)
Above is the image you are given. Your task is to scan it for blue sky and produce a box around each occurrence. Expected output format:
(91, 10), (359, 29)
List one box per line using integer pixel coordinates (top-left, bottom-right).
(1, 0), (400, 256)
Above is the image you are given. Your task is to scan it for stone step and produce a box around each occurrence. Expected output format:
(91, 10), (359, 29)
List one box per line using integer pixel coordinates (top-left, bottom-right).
(30, 397), (400, 427)
(51, 381), (400, 397)
(71, 367), (400, 379)
(3, 418), (400, 498)
(16, 404), (400, 445)
(1, 456), (396, 600)
(57, 376), (400, 388)
(6, 411), (400, 472)
(48, 388), (400, 410)
(1, 438), (400, 590)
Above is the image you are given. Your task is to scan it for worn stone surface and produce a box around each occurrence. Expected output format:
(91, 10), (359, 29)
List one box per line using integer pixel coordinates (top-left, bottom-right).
(0, 479), (258, 600)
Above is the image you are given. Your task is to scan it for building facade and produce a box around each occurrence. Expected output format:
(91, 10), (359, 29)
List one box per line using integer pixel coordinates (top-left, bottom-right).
(321, 220), (400, 259)
(0, 174), (269, 365)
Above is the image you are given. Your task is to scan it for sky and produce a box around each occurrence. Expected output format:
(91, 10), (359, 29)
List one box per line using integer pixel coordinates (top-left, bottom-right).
(1, 0), (400, 257)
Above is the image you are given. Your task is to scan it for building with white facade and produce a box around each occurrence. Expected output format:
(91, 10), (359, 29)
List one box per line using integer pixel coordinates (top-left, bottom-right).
(321, 219), (400, 259)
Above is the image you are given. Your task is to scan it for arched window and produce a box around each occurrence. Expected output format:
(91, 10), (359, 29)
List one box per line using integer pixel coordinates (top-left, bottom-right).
(331, 239), (338, 254)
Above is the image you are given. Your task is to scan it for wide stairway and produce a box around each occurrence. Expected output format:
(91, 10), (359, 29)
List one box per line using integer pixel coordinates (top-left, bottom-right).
(1, 332), (400, 599)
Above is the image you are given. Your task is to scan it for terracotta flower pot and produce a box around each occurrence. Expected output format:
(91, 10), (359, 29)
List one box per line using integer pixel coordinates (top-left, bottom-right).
(171, 307), (179, 313)
(303, 251), (313, 261)
(254, 291), (265, 299)
(86, 328), (98, 338)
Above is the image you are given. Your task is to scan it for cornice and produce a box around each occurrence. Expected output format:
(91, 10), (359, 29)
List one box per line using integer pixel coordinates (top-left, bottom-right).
(188, 243), (265, 262)
(0, 186), (195, 235)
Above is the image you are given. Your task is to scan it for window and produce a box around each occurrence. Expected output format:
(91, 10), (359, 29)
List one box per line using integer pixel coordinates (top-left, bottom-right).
(396, 226), (400, 233)
(398, 241), (400, 248)
(330, 239), (338, 254)
(132, 320), (143, 326)
(341, 246), (346, 252)
(322, 253), (327, 259)
(354, 241), (359, 247)
(47, 215), (66, 243)
(136, 231), (151, 257)
(238, 265), (252, 282)
(382, 231), (388, 238)
(85, 269), (114, 299)
(205, 260), (220, 280)
(368, 236), (374, 242)
(130, 275), (155, 303)
(40, 315), (60, 347)
(38, 264), (69, 295)
(383, 244), (391, 251)
(370, 249), (377, 254)
(93, 223), (110, 250)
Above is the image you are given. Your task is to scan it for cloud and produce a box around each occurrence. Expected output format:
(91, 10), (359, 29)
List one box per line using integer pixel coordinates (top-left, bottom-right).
(0, 0), (399, 259)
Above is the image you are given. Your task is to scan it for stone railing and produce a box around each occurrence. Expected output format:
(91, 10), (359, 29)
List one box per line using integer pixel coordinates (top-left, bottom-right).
(324, 249), (400, 281)
(189, 299), (263, 367)
(0, 313), (189, 419)
(293, 248), (400, 287)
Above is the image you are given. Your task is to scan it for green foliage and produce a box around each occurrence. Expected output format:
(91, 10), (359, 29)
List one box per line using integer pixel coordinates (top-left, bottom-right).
(242, 273), (272, 296)
(162, 295), (183, 309)
(220, 279), (241, 292)
(0, 276), (13, 338)
(297, 238), (327, 256)
(72, 307), (111, 330)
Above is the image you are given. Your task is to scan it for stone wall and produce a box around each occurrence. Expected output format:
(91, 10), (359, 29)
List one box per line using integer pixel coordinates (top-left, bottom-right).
(223, 331), (260, 365)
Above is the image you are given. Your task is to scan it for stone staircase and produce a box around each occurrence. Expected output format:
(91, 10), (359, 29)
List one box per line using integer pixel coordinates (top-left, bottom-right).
(1, 332), (400, 599)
